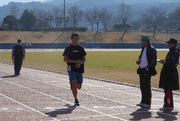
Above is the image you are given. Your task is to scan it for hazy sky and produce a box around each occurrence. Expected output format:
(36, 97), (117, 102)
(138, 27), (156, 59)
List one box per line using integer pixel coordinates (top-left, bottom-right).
(0, 0), (46, 6)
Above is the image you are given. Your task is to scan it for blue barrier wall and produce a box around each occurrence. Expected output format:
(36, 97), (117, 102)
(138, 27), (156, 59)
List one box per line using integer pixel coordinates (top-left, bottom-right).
(0, 43), (170, 49)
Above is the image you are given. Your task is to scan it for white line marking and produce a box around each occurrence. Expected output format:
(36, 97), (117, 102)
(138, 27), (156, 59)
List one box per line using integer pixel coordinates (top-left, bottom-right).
(1, 65), (180, 119)
(0, 93), (60, 121)
(15, 73), (180, 118)
(0, 78), (128, 121)
(21, 68), (164, 101)
(93, 106), (126, 109)
(21, 75), (136, 108)
(21, 73), (180, 111)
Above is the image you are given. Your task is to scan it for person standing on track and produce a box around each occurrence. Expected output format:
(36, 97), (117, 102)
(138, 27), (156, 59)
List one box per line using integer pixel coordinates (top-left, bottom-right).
(158, 38), (179, 111)
(63, 33), (87, 106)
(136, 35), (157, 109)
(12, 39), (25, 76)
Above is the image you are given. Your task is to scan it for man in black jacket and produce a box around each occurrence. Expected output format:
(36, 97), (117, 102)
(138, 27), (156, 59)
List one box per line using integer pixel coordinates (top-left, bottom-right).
(12, 39), (25, 76)
(136, 35), (157, 109)
(158, 38), (179, 111)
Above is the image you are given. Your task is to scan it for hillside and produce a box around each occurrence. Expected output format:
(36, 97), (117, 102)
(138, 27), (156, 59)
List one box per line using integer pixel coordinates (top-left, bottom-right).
(0, 31), (179, 43)
(0, 0), (180, 22)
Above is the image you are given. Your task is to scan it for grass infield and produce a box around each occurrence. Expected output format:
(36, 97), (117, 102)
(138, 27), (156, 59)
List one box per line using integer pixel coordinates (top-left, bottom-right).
(0, 50), (179, 89)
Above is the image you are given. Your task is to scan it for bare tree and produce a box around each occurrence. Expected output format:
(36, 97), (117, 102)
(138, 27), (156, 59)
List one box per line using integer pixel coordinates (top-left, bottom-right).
(33, 9), (49, 30)
(168, 7), (180, 30)
(116, 2), (132, 41)
(99, 8), (112, 32)
(92, 7), (101, 34)
(47, 14), (53, 28)
(68, 5), (83, 30)
(51, 7), (63, 28)
(84, 7), (101, 36)
(84, 9), (94, 31)
(142, 6), (166, 41)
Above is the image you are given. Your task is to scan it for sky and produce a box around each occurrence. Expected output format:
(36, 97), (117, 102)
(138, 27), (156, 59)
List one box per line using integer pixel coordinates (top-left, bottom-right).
(0, 0), (47, 7)
(0, 0), (179, 7)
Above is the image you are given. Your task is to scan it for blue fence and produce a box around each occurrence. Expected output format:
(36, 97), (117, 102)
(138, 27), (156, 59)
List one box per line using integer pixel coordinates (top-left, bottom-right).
(0, 43), (170, 49)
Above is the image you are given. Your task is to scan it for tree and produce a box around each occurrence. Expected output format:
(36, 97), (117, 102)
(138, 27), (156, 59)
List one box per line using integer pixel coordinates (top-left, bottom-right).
(33, 9), (49, 30)
(168, 7), (180, 30)
(2, 15), (17, 30)
(99, 8), (112, 32)
(113, 23), (131, 32)
(68, 5), (83, 30)
(142, 6), (166, 41)
(84, 9), (94, 31)
(50, 7), (63, 28)
(116, 2), (132, 41)
(84, 7), (102, 34)
(20, 9), (36, 31)
(93, 7), (102, 33)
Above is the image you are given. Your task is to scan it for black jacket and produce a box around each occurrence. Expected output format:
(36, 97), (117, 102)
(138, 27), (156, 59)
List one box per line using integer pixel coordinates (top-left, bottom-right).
(159, 48), (179, 90)
(138, 44), (157, 76)
(12, 44), (25, 61)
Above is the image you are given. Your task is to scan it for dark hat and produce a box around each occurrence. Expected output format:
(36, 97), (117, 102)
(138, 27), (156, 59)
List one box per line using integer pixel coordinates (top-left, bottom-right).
(166, 38), (177, 44)
(140, 35), (150, 41)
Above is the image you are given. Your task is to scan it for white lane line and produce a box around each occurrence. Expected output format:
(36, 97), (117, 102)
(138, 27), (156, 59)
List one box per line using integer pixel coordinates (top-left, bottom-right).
(21, 74), (136, 108)
(19, 71), (164, 105)
(62, 114), (118, 121)
(0, 93), (60, 121)
(21, 68), (164, 101)
(0, 64), (170, 101)
(84, 83), (163, 101)
(19, 74), (180, 118)
(0, 78), (127, 121)
(0, 69), (136, 108)
(1, 66), (180, 118)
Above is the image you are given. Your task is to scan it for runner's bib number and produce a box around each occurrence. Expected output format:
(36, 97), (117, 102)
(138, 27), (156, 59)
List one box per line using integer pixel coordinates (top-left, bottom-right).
(67, 66), (71, 71)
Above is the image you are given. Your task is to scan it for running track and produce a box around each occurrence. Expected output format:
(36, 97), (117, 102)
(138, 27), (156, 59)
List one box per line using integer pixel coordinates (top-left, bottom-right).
(0, 63), (180, 121)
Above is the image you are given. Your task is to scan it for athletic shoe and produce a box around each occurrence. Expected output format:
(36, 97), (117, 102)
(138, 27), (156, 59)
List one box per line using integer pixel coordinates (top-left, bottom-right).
(159, 106), (174, 111)
(136, 103), (143, 106)
(75, 99), (80, 106)
(140, 104), (150, 109)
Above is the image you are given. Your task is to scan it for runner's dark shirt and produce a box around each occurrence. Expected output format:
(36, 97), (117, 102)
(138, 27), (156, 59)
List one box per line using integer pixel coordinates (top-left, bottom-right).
(63, 44), (86, 73)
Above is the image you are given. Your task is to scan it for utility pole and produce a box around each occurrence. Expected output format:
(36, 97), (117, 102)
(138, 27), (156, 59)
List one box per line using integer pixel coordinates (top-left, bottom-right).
(63, 0), (66, 29)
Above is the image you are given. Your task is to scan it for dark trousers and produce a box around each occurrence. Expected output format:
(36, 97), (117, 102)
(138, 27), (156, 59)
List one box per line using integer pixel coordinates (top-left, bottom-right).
(164, 89), (174, 108)
(14, 59), (22, 75)
(139, 73), (152, 105)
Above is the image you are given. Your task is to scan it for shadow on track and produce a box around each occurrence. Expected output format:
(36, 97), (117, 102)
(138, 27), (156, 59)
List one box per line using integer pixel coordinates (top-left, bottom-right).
(1, 75), (18, 78)
(45, 104), (76, 117)
(130, 108), (152, 120)
(156, 111), (178, 121)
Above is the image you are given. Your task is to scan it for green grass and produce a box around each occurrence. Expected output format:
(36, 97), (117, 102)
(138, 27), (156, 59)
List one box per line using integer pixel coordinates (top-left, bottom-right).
(1, 50), (179, 90)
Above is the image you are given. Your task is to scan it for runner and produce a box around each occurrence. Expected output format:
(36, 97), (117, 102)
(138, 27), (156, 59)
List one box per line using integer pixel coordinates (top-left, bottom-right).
(63, 33), (87, 106)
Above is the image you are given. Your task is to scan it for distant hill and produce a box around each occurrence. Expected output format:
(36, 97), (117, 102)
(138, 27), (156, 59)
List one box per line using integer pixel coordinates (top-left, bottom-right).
(45, 0), (180, 5)
(0, 2), (54, 22)
(0, 0), (179, 23)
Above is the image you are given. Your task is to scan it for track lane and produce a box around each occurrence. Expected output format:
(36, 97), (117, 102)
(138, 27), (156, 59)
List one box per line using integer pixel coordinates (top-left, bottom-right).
(0, 63), (180, 121)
